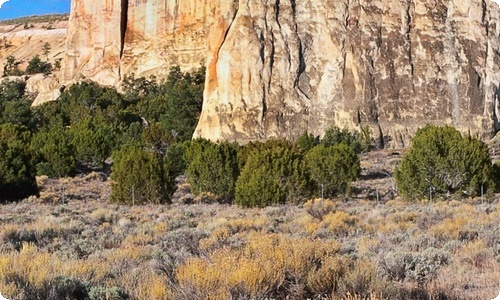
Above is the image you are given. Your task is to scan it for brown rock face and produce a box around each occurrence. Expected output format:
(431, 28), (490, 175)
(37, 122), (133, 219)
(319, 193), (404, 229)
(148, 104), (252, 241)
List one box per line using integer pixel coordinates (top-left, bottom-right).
(194, 0), (500, 147)
(63, 0), (500, 146)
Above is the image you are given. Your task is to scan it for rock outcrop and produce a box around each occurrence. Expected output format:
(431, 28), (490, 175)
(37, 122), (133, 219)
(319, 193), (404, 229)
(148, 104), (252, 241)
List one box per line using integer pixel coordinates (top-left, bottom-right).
(62, 0), (124, 86)
(62, 0), (500, 146)
(63, 0), (226, 85)
(0, 18), (67, 105)
(194, 0), (500, 147)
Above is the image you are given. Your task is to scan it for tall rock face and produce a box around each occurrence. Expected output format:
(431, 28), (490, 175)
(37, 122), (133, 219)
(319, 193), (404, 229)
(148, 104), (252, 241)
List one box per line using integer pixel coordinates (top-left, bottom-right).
(121, 0), (209, 79)
(63, 0), (500, 146)
(62, 0), (124, 86)
(194, 0), (500, 146)
(63, 0), (234, 85)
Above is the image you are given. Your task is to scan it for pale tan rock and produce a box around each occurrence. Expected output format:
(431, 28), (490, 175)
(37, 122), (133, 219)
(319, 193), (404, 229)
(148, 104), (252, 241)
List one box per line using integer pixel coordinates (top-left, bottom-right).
(62, 0), (123, 86)
(26, 74), (61, 106)
(61, 0), (500, 147)
(120, 0), (213, 78)
(0, 21), (67, 79)
(194, 0), (500, 147)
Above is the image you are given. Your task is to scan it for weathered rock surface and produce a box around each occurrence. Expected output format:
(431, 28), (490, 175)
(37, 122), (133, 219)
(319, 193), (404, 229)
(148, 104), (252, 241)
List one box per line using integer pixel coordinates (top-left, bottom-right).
(194, 0), (500, 147)
(26, 74), (61, 107)
(0, 19), (67, 105)
(62, 0), (124, 86)
(62, 0), (500, 146)
(63, 0), (225, 85)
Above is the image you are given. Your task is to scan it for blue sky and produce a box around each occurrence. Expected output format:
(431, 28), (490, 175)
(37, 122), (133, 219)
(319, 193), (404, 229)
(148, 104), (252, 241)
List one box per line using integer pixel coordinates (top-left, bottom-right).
(0, 0), (71, 21)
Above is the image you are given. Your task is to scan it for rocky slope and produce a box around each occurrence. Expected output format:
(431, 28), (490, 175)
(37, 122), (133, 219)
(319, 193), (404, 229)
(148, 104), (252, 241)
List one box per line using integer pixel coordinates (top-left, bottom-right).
(0, 16), (68, 105)
(57, 1), (500, 145)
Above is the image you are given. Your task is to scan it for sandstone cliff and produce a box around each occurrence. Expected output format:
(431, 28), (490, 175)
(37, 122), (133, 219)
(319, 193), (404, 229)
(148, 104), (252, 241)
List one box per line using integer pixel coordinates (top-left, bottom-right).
(62, 0), (500, 146)
(194, 0), (500, 147)
(62, 0), (227, 85)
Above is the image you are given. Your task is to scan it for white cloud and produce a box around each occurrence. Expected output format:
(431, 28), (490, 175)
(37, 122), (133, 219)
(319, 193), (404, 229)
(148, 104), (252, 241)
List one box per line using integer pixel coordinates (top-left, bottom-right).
(0, 0), (8, 9)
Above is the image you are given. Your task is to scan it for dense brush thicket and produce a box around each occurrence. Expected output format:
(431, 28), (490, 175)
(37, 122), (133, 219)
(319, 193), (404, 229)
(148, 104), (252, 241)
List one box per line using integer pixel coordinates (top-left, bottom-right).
(0, 66), (498, 204)
(0, 66), (205, 202)
(188, 133), (364, 207)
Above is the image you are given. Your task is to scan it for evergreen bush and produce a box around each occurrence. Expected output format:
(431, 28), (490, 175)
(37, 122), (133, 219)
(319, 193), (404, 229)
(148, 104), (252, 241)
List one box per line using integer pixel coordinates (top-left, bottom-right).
(395, 125), (494, 201)
(0, 123), (38, 201)
(321, 126), (370, 153)
(235, 141), (312, 207)
(305, 143), (360, 198)
(110, 144), (172, 205)
(186, 139), (239, 203)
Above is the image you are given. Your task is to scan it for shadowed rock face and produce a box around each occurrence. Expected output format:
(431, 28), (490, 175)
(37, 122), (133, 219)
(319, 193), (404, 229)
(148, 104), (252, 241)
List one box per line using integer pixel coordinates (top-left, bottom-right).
(63, 0), (500, 147)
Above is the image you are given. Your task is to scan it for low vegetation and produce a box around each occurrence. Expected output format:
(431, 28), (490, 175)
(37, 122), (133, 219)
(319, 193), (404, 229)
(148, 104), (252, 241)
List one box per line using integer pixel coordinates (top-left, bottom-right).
(0, 175), (497, 299)
(0, 14), (69, 26)
(0, 59), (498, 299)
(396, 125), (495, 201)
(0, 66), (205, 202)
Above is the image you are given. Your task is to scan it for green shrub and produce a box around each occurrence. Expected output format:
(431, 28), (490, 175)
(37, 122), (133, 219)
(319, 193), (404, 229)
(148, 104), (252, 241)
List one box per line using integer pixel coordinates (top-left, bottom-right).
(321, 126), (370, 153)
(0, 80), (33, 129)
(395, 125), (494, 201)
(70, 116), (115, 168)
(164, 141), (188, 180)
(110, 144), (173, 204)
(235, 141), (312, 207)
(3, 55), (22, 76)
(25, 55), (52, 75)
(186, 139), (239, 202)
(31, 124), (77, 178)
(159, 66), (205, 141)
(296, 131), (319, 152)
(88, 285), (128, 300)
(305, 144), (360, 198)
(0, 123), (38, 201)
(141, 122), (175, 155)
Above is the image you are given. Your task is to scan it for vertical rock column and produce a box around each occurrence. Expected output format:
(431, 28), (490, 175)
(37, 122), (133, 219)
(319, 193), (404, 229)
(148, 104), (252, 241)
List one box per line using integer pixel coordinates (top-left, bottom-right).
(120, 0), (212, 79)
(62, 0), (128, 86)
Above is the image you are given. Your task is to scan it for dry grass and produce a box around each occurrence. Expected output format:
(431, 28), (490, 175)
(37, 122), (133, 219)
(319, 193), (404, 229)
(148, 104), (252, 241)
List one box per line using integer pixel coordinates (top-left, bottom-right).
(0, 151), (498, 299)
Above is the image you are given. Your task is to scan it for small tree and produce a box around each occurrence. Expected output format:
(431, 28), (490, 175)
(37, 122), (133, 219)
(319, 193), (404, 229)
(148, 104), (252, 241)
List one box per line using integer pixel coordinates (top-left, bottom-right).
(42, 42), (51, 59)
(110, 144), (172, 205)
(0, 124), (38, 201)
(54, 58), (62, 71)
(3, 55), (22, 76)
(395, 125), (495, 201)
(25, 55), (52, 75)
(305, 143), (360, 198)
(185, 139), (239, 202)
(235, 141), (312, 207)
(296, 131), (319, 152)
(321, 126), (370, 153)
(160, 66), (205, 141)
(70, 117), (115, 168)
(31, 124), (77, 178)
